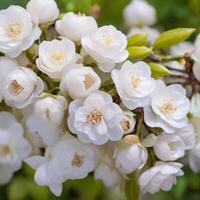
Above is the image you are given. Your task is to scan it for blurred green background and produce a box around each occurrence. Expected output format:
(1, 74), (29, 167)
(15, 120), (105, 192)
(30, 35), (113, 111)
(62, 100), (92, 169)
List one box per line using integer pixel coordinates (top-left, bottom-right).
(0, 0), (200, 200)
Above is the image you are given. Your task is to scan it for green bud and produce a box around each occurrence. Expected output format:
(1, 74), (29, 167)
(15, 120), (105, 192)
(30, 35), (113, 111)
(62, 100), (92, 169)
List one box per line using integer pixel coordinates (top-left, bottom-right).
(142, 134), (157, 148)
(128, 46), (152, 60)
(127, 33), (148, 47)
(148, 62), (171, 78)
(152, 28), (195, 49)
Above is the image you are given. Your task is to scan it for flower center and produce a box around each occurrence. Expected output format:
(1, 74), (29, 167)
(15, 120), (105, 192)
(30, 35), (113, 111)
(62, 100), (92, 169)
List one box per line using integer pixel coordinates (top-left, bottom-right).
(87, 110), (103, 125)
(160, 100), (176, 114)
(7, 23), (22, 39)
(72, 153), (84, 167)
(84, 75), (95, 90)
(103, 35), (114, 46)
(9, 80), (24, 95)
(120, 119), (130, 133)
(0, 145), (12, 157)
(131, 75), (141, 88)
(169, 141), (178, 151)
(51, 51), (65, 61)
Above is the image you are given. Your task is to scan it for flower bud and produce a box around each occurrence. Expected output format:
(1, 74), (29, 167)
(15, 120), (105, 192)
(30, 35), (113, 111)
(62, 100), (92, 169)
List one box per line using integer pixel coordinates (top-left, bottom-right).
(2, 67), (44, 108)
(115, 143), (148, 174)
(189, 143), (200, 172)
(34, 94), (68, 127)
(153, 134), (185, 161)
(60, 66), (101, 99)
(120, 111), (136, 134)
(26, 0), (59, 24)
(56, 12), (97, 42)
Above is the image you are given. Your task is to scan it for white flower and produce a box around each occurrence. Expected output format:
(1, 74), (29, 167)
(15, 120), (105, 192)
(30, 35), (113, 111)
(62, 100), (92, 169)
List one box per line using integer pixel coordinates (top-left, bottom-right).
(2, 67), (44, 108)
(68, 91), (124, 145)
(36, 39), (81, 80)
(34, 94), (67, 127)
(81, 25), (128, 72)
(193, 61), (200, 82)
(123, 0), (156, 28)
(112, 61), (156, 110)
(26, 94), (67, 145)
(0, 57), (18, 102)
(192, 33), (200, 63)
(25, 135), (99, 196)
(128, 26), (160, 44)
(0, 112), (31, 184)
(0, 6), (41, 57)
(144, 81), (190, 133)
(26, 0), (59, 24)
(170, 42), (194, 56)
(139, 162), (184, 194)
(174, 123), (196, 150)
(94, 143), (122, 188)
(191, 117), (200, 143)
(189, 143), (200, 172)
(120, 111), (136, 134)
(153, 134), (185, 161)
(60, 66), (101, 99)
(56, 12), (97, 42)
(115, 143), (148, 174)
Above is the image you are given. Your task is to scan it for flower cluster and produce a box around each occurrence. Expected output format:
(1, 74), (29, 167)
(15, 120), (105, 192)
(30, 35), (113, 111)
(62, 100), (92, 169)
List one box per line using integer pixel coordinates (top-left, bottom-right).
(0, 0), (200, 198)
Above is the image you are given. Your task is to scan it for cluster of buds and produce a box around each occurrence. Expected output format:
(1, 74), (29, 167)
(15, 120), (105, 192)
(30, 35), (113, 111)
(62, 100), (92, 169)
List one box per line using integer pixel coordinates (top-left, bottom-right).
(0, 0), (200, 198)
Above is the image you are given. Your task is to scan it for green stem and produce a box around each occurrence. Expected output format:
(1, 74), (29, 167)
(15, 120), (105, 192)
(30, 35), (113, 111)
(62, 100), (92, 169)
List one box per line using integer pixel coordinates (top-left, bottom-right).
(125, 172), (140, 200)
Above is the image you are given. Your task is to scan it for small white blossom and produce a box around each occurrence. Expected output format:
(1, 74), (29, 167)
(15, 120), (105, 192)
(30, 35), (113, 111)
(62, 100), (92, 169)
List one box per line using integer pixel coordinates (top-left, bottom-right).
(56, 12), (98, 42)
(25, 135), (99, 196)
(115, 143), (148, 174)
(36, 39), (81, 80)
(170, 42), (194, 56)
(189, 143), (200, 172)
(68, 91), (124, 145)
(153, 134), (185, 161)
(139, 162), (184, 194)
(0, 6), (41, 57)
(123, 0), (156, 28)
(120, 111), (136, 134)
(60, 66), (101, 99)
(192, 33), (200, 63)
(0, 112), (31, 184)
(128, 26), (160, 44)
(193, 61), (200, 82)
(174, 123), (196, 150)
(81, 25), (128, 72)
(26, 0), (59, 24)
(2, 67), (44, 108)
(144, 81), (190, 133)
(112, 61), (156, 110)
(0, 57), (18, 102)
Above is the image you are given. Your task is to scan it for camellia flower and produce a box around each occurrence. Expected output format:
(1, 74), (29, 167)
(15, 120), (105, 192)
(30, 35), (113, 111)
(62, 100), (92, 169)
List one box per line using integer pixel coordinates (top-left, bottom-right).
(60, 66), (101, 99)
(123, 0), (156, 28)
(25, 135), (99, 196)
(2, 67), (44, 109)
(0, 5), (41, 57)
(68, 91), (124, 145)
(128, 26), (160, 44)
(26, 0), (59, 24)
(112, 61), (156, 110)
(115, 142), (148, 174)
(36, 39), (81, 81)
(153, 134), (185, 161)
(139, 162), (184, 194)
(26, 93), (67, 145)
(0, 112), (31, 184)
(144, 81), (190, 133)
(0, 57), (18, 102)
(56, 12), (98, 42)
(81, 25), (128, 72)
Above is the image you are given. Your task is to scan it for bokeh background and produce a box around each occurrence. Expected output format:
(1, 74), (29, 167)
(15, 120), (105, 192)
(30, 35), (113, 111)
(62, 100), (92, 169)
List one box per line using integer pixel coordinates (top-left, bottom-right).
(0, 0), (200, 199)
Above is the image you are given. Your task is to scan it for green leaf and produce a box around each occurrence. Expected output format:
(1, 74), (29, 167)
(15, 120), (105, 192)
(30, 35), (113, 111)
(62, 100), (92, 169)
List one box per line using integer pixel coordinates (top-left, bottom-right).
(152, 28), (195, 49)
(125, 172), (140, 200)
(128, 33), (148, 47)
(148, 62), (171, 78)
(128, 46), (152, 60)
